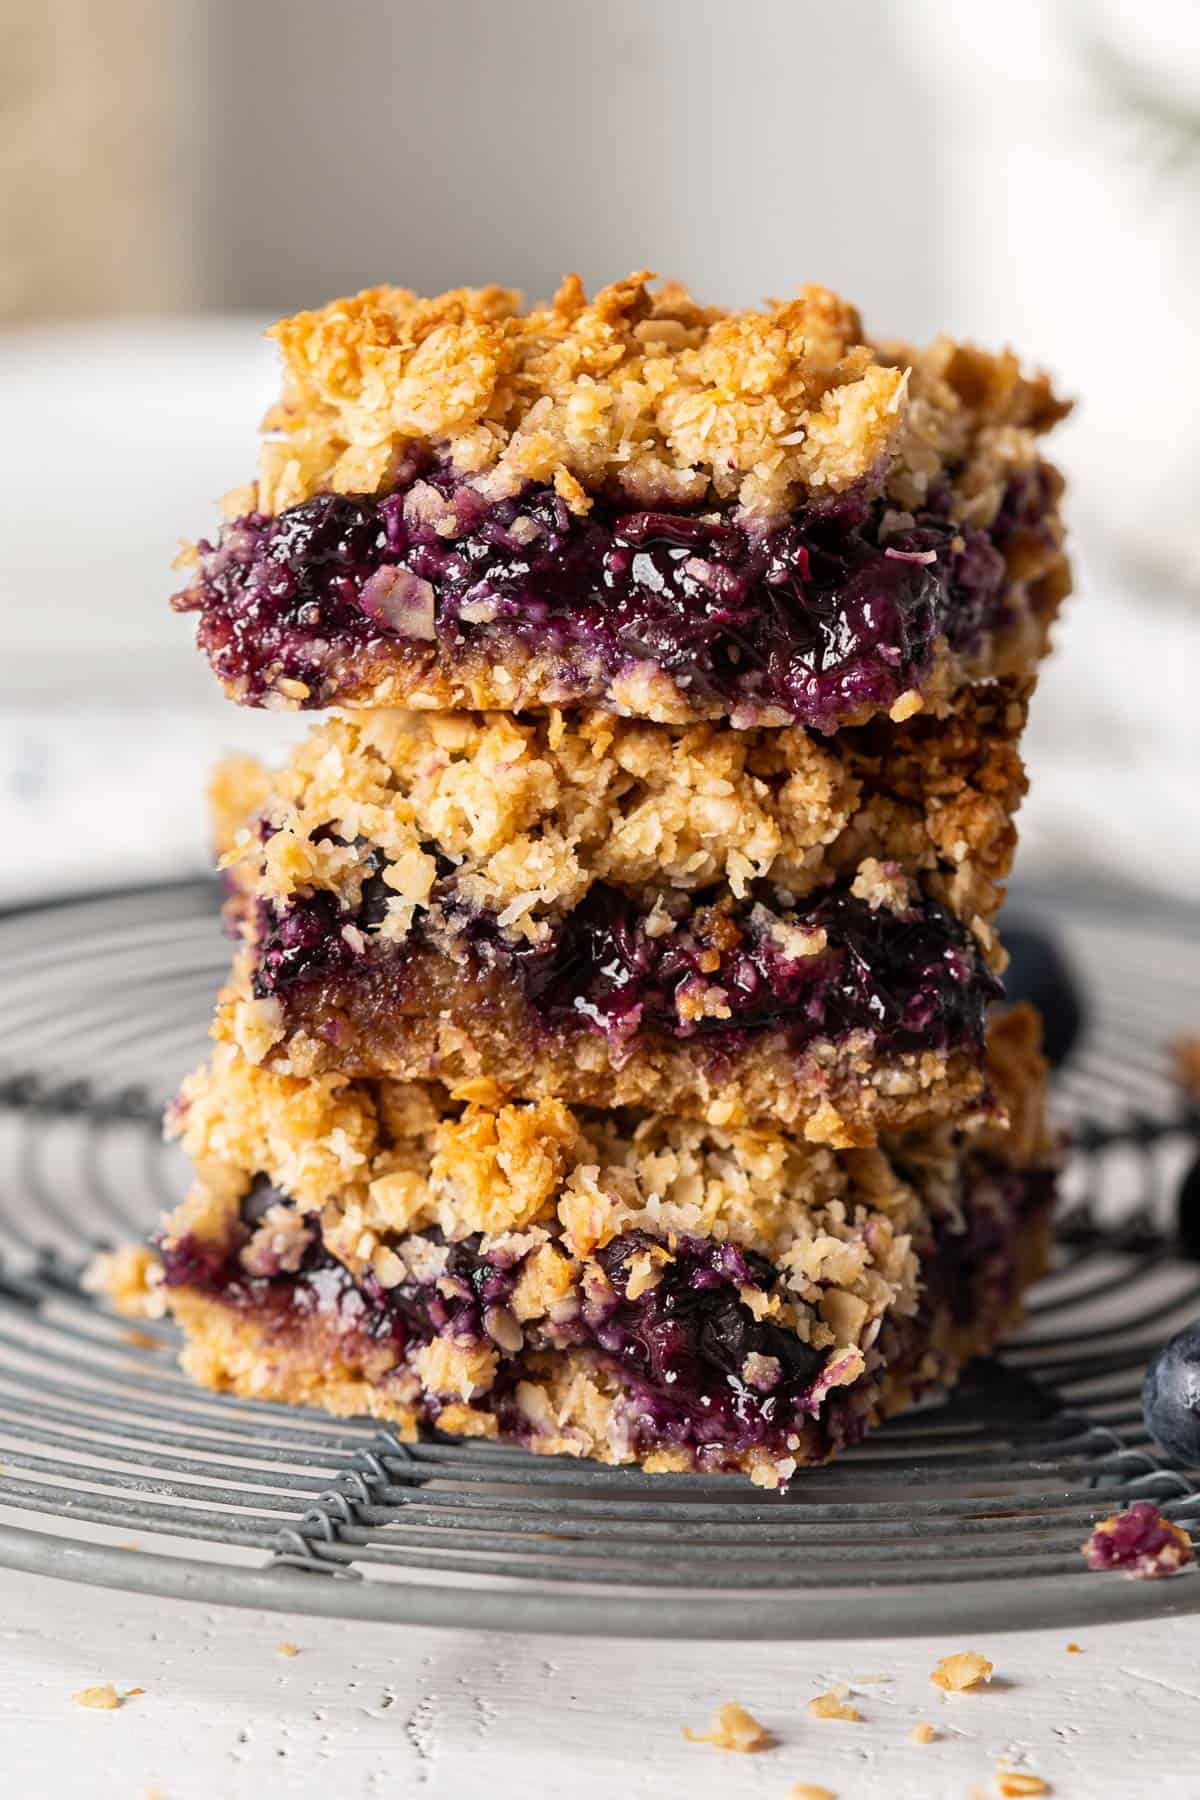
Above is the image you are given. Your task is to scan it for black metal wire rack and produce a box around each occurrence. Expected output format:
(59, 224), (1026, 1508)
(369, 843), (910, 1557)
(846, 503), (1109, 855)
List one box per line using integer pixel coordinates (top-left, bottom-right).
(0, 878), (1198, 1637)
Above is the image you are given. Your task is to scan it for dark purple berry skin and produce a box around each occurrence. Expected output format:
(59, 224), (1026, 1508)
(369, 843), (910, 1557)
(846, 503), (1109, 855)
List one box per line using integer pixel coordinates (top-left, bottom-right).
(1143, 1323), (1200, 1464)
(1000, 923), (1085, 1068)
(1176, 1156), (1200, 1263)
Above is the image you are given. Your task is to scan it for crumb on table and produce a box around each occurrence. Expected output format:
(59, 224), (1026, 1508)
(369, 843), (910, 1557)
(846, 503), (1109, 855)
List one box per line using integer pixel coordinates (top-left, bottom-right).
(276, 1641), (300, 1657)
(930, 1651), (994, 1692)
(1066, 1642), (1082, 1654)
(72, 1684), (122, 1710)
(790, 1785), (836, 1800)
(995, 1770), (1050, 1796)
(808, 1690), (861, 1722)
(683, 1702), (774, 1752)
(910, 1721), (938, 1743)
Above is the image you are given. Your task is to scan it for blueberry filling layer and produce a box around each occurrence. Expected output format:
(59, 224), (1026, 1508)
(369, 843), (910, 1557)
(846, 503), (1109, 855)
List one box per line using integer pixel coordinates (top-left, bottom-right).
(176, 462), (1051, 725)
(159, 1162), (1052, 1461)
(248, 874), (998, 1063)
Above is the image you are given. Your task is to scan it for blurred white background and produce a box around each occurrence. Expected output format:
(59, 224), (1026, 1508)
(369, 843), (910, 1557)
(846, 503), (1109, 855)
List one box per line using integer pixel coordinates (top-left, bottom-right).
(1, 0), (1197, 901)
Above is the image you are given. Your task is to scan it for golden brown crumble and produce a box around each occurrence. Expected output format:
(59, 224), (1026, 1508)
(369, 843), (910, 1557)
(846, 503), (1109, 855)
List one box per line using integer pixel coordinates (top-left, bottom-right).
(789, 1786), (836, 1800)
(82, 1245), (166, 1320)
(909, 1721), (937, 1744)
(994, 1772), (1050, 1797)
(683, 1701), (775, 1752)
(72, 1684), (123, 1710)
(808, 1690), (862, 1722)
(930, 1651), (994, 1692)
(252, 271), (1067, 526)
(214, 685), (1030, 945)
(275, 1642), (300, 1657)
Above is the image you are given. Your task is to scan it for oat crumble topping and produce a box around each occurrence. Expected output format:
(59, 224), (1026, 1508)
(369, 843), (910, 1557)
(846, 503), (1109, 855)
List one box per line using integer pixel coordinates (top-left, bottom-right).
(253, 272), (1066, 526)
(213, 686), (1029, 940)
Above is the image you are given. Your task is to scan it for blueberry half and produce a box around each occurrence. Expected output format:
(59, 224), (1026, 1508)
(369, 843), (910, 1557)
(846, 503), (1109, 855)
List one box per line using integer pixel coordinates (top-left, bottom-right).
(1143, 1322), (1200, 1464)
(1002, 922), (1085, 1068)
(1176, 1155), (1200, 1262)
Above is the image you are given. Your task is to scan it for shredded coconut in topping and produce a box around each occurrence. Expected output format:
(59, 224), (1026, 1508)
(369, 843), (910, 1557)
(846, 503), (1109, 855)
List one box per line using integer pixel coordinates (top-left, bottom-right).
(213, 683), (1030, 945)
(254, 272), (1067, 527)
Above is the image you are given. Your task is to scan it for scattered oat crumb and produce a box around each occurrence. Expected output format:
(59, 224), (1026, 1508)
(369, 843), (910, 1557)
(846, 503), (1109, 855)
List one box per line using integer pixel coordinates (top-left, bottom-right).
(909, 1721), (938, 1743)
(1066, 1642), (1082, 1654)
(808, 1690), (861, 1722)
(72, 1684), (122, 1710)
(1082, 1501), (1193, 1579)
(683, 1702), (774, 1752)
(117, 1542), (142, 1551)
(995, 1770), (1050, 1796)
(276, 1641), (300, 1657)
(790, 1786), (836, 1800)
(930, 1651), (993, 1692)
(125, 1686), (145, 1697)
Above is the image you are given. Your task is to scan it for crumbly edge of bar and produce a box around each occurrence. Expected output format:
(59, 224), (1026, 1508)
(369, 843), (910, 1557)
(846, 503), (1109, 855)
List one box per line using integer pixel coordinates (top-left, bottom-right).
(214, 683), (1030, 953)
(168, 1004), (1050, 1265)
(234, 271), (1068, 526)
(215, 943), (992, 1146)
(102, 1210), (1053, 1487)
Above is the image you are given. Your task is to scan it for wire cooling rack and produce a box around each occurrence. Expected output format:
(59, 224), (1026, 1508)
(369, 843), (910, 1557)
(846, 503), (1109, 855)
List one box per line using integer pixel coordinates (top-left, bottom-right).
(0, 878), (1198, 1638)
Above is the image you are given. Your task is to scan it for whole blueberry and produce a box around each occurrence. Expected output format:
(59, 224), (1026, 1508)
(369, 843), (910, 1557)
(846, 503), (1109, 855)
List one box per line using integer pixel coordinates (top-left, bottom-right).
(1143, 1323), (1200, 1464)
(1177, 1154), (1200, 1262)
(1002, 923), (1085, 1067)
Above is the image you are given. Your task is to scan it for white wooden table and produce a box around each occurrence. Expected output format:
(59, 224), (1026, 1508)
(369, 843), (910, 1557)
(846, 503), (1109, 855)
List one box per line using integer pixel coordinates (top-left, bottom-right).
(2, 1564), (1198, 1797)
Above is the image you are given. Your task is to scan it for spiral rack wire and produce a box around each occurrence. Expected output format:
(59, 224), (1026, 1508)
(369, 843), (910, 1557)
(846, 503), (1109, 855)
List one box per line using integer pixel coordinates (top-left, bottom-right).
(0, 878), (1197, 1637)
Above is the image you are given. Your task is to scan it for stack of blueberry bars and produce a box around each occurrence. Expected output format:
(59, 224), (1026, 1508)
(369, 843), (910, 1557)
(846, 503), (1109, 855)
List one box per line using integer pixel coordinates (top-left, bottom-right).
(102, 273), (1073, 1487)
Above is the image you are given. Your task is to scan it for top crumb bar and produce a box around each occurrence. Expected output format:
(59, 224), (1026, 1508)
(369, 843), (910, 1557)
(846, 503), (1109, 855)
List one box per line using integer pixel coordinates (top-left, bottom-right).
(175, 272), (1071, 730)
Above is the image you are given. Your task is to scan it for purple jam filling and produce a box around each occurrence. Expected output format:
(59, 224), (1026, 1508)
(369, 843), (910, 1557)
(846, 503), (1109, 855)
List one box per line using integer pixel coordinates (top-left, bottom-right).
(1082, 1501), (1194, 1579)
(174, 462), (1043, 728)
(249, 871), (998, 1064)
(158, 1161), (1052, 1464)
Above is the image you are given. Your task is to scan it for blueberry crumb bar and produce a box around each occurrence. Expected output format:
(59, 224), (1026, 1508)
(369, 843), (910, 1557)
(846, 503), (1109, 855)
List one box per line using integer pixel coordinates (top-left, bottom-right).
(173, 274), (1070, 730)
(212, 687), (1029, 1143)
(97, 1008), (1055, 1485)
